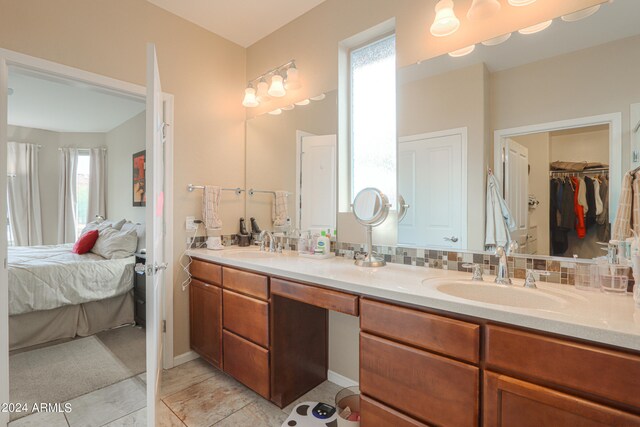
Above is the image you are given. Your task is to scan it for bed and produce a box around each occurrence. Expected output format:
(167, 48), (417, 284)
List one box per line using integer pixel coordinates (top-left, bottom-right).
(8, 243), (137, 351)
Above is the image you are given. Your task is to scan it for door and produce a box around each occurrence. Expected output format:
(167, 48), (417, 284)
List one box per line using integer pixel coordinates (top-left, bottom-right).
(398, 131), (465, 249)
(0, 57), (9, 427)
(504, 138), (529, 252)
(299, 134), (337, 232)
(145, 43), (166, 427)
(189, 280), (222, 367)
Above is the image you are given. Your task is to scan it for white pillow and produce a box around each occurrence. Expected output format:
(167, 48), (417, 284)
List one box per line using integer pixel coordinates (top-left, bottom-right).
(81, 218), (126, 236)
(91, 227), (138, 259)
(121, 222), (145, 252)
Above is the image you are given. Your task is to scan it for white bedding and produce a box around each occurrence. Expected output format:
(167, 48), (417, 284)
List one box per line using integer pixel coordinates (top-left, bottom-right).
(8, 244), (135, 316)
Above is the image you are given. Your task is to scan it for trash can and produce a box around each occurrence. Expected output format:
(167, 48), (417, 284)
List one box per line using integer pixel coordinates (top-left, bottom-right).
(335, 386), (360, 426)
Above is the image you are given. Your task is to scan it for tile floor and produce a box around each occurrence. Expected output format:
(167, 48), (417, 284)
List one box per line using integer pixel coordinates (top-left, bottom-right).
(9, 358), (343, 427)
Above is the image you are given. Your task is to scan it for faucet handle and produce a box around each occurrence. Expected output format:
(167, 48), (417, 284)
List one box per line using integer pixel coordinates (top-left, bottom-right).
(462, 263), (484, 281)
(524, 269), (550, 289)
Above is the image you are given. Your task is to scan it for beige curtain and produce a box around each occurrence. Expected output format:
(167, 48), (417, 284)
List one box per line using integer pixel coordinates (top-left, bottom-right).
(58, 147), (78, 243)
(7, 142), (43, 246)
(88, 148), (107, 222)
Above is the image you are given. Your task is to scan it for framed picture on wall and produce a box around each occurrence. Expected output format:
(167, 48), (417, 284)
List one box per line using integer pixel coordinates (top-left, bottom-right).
(133, 150), (146, 207)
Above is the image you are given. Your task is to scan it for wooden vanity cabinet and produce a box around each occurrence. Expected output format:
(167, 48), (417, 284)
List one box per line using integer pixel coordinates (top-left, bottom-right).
(189, 278), (222, 368)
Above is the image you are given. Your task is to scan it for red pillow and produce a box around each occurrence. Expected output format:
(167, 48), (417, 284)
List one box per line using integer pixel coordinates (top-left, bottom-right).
(72, 230), (99, 254)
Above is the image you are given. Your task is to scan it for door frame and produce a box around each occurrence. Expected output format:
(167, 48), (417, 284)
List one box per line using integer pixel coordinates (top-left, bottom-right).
(494, 113), (622, 224)
(397, 127), (469, 249)
(295, 130), (315, 230)
(0, 47), (175, 424)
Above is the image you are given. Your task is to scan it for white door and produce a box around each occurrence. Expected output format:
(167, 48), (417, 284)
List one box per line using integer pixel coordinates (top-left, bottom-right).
(300, 134), (337, 232)
(0, 57), (10, 427)
(398, 131), (465, 249)
(504, 138), (529, 251)
(145, 43), (166, 427)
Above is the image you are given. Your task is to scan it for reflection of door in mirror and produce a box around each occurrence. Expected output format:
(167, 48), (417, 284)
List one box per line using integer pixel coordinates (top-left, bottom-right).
(504, 138), (529, 253)
(505, 124), (611, 258)
(398, 128), (466, 249)
(299, 134), (336, 233)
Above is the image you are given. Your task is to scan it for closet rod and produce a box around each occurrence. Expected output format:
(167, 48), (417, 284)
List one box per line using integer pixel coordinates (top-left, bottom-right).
(550, 168), (609, 176)
(187, 184), (244, 196)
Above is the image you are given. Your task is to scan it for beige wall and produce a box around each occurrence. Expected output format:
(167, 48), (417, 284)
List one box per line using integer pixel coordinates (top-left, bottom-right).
(7, 125), (106, 245)
(0, 0), (247, 357)
(513, 132), (550, 255)
(106, 111), (146, 224)
(550, 127), (609, 163)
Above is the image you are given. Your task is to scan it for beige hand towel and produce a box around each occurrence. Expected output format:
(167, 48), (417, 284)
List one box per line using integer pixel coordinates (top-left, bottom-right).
(202, 185), (222, 229)
(272, 191), (289, 227)
(612, 173), (633, 240)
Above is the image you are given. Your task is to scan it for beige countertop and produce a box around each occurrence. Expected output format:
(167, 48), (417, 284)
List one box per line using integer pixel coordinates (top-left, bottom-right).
(187, 247), (640, 352)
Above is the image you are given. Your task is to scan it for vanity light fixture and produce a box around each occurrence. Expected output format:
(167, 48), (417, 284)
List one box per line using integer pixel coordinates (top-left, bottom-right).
(310, 93), (326, 101)
(481, 32), (511, 46)
(507, 0), (536, 6)
(295, 99), (310, 106)
(430, 0), (460, 37)
(467, 0), (501, 21)
(561, 5), (600, 22)
(281, 104), (295, 111)
(242, 59), (299, 107)
(448, 44), (476, 57)
(242, 84), (259, 108)
(518, 19), (552, 35)
(268, 108), (283, 115)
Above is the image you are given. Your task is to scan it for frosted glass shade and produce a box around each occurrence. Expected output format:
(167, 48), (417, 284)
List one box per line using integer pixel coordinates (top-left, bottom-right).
(481, 33), (511, 46)
(518, 20), (552, 34)
(448, 44), (476, 57)
(508, 0), (536, 6)
(256, 79), (270, 102)
(295, 99), (310, 106)
(430, 0), (460, 37)
(285, 67), (301, 90)
(561, 5), (600, 22)
(268, 74), (286, 97)
(268, 108), (282, 115)
(467, 0), (501, 21)
(242, 86), (259, 107)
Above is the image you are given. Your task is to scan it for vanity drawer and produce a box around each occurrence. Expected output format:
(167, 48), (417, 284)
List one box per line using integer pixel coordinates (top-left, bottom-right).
(190, 260), (222, 285)
(223, 267), (269, 300)
(223, 330), (270, 399)
(360, 332), (479, 427)
(361, 298), (480, 363)
(223, 289), (269, 348)
(485, 325), (640, 409)
(361, 395), (429, 427)
(271, 278), (359, 315)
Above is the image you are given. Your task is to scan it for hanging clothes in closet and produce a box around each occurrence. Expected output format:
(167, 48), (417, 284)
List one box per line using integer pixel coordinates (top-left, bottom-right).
(549, 169), (609, 256)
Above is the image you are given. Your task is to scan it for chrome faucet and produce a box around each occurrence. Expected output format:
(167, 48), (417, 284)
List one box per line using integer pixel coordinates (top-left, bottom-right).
(462, 263), (484, 281)
(495, 241), (518, 285)
(258, 230), (275, 252)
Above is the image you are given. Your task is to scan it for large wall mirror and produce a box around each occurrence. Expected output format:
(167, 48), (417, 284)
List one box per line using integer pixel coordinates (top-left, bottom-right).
(245, 91), (337, 234)
(397, 0), (640, 260)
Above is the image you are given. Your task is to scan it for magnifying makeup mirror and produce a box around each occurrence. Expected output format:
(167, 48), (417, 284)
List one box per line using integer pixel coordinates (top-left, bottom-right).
(397, 194), (410, 223)
(352, 187), (391, 267)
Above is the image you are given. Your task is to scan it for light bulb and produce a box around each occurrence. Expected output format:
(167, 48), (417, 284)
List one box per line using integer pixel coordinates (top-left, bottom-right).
(295, 99), (310, 106)
(268, 74), (286, 97)
(481, 33), (511, 46)
(242, 85), (259, 108)
(508, 0), (536, 6)
(285, 66), (301, 90)
(268, 109), (282, 115)
(256, 78), (270, 102)
(467, 0), (501, 21)
(430, 0), (460, 37)
(448, 45), (476, 58)
(518, 20), (552, 35)
(561, 5), (600, 22)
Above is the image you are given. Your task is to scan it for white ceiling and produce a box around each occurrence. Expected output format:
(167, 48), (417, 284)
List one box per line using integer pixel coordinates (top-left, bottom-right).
(147, 0), (326, 47)
(400, 0), (640, 83)
(8, 69), (145, 133)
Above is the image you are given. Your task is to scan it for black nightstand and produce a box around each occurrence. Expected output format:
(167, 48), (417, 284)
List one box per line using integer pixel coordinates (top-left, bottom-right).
(134, 252), (146, 328)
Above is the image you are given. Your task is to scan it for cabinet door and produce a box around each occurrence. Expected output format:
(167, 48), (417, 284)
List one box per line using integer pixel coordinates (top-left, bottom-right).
(189, 279), (222, 368)
(484, 372), (640, 427)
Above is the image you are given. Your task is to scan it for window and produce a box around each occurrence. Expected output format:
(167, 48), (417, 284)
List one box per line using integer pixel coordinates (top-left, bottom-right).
(350, 34), (397, 207)
(75, 151), (91, 236)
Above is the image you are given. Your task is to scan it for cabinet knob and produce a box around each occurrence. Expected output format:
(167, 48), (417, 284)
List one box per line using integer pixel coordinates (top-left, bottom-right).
(444, 236), (459, 243)
(135, 263), (146, 275)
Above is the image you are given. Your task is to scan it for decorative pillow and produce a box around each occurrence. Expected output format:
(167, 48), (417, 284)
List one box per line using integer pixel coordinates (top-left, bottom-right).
(72, 230), (99, 254)
(81, 218), (126, 236)
(91, 227), (138, 259)
(121, 222), (145, 253)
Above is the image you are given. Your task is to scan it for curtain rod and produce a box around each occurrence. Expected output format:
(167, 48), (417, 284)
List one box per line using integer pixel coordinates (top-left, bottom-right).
(57, 147), (107, 151)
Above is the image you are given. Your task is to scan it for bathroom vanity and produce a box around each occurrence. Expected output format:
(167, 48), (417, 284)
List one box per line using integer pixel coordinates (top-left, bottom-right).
(187, 248), (640, 426)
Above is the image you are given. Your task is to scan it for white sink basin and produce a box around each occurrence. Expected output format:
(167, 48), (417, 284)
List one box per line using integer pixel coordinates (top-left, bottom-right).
(224, 250), (279, 259)
(423, 279), (585, 310)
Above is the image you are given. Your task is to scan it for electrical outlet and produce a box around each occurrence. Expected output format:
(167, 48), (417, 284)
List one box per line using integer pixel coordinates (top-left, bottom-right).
(185, 216), (196, 231)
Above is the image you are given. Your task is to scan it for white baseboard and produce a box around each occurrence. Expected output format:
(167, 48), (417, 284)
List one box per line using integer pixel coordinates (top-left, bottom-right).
(327, 370), (359, 388)
(173, 350), (200, 367)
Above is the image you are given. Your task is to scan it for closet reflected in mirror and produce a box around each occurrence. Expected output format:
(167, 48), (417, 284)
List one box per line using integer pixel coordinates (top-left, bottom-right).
(396, 0), (639, 258)
(245, 90), (337, 235)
